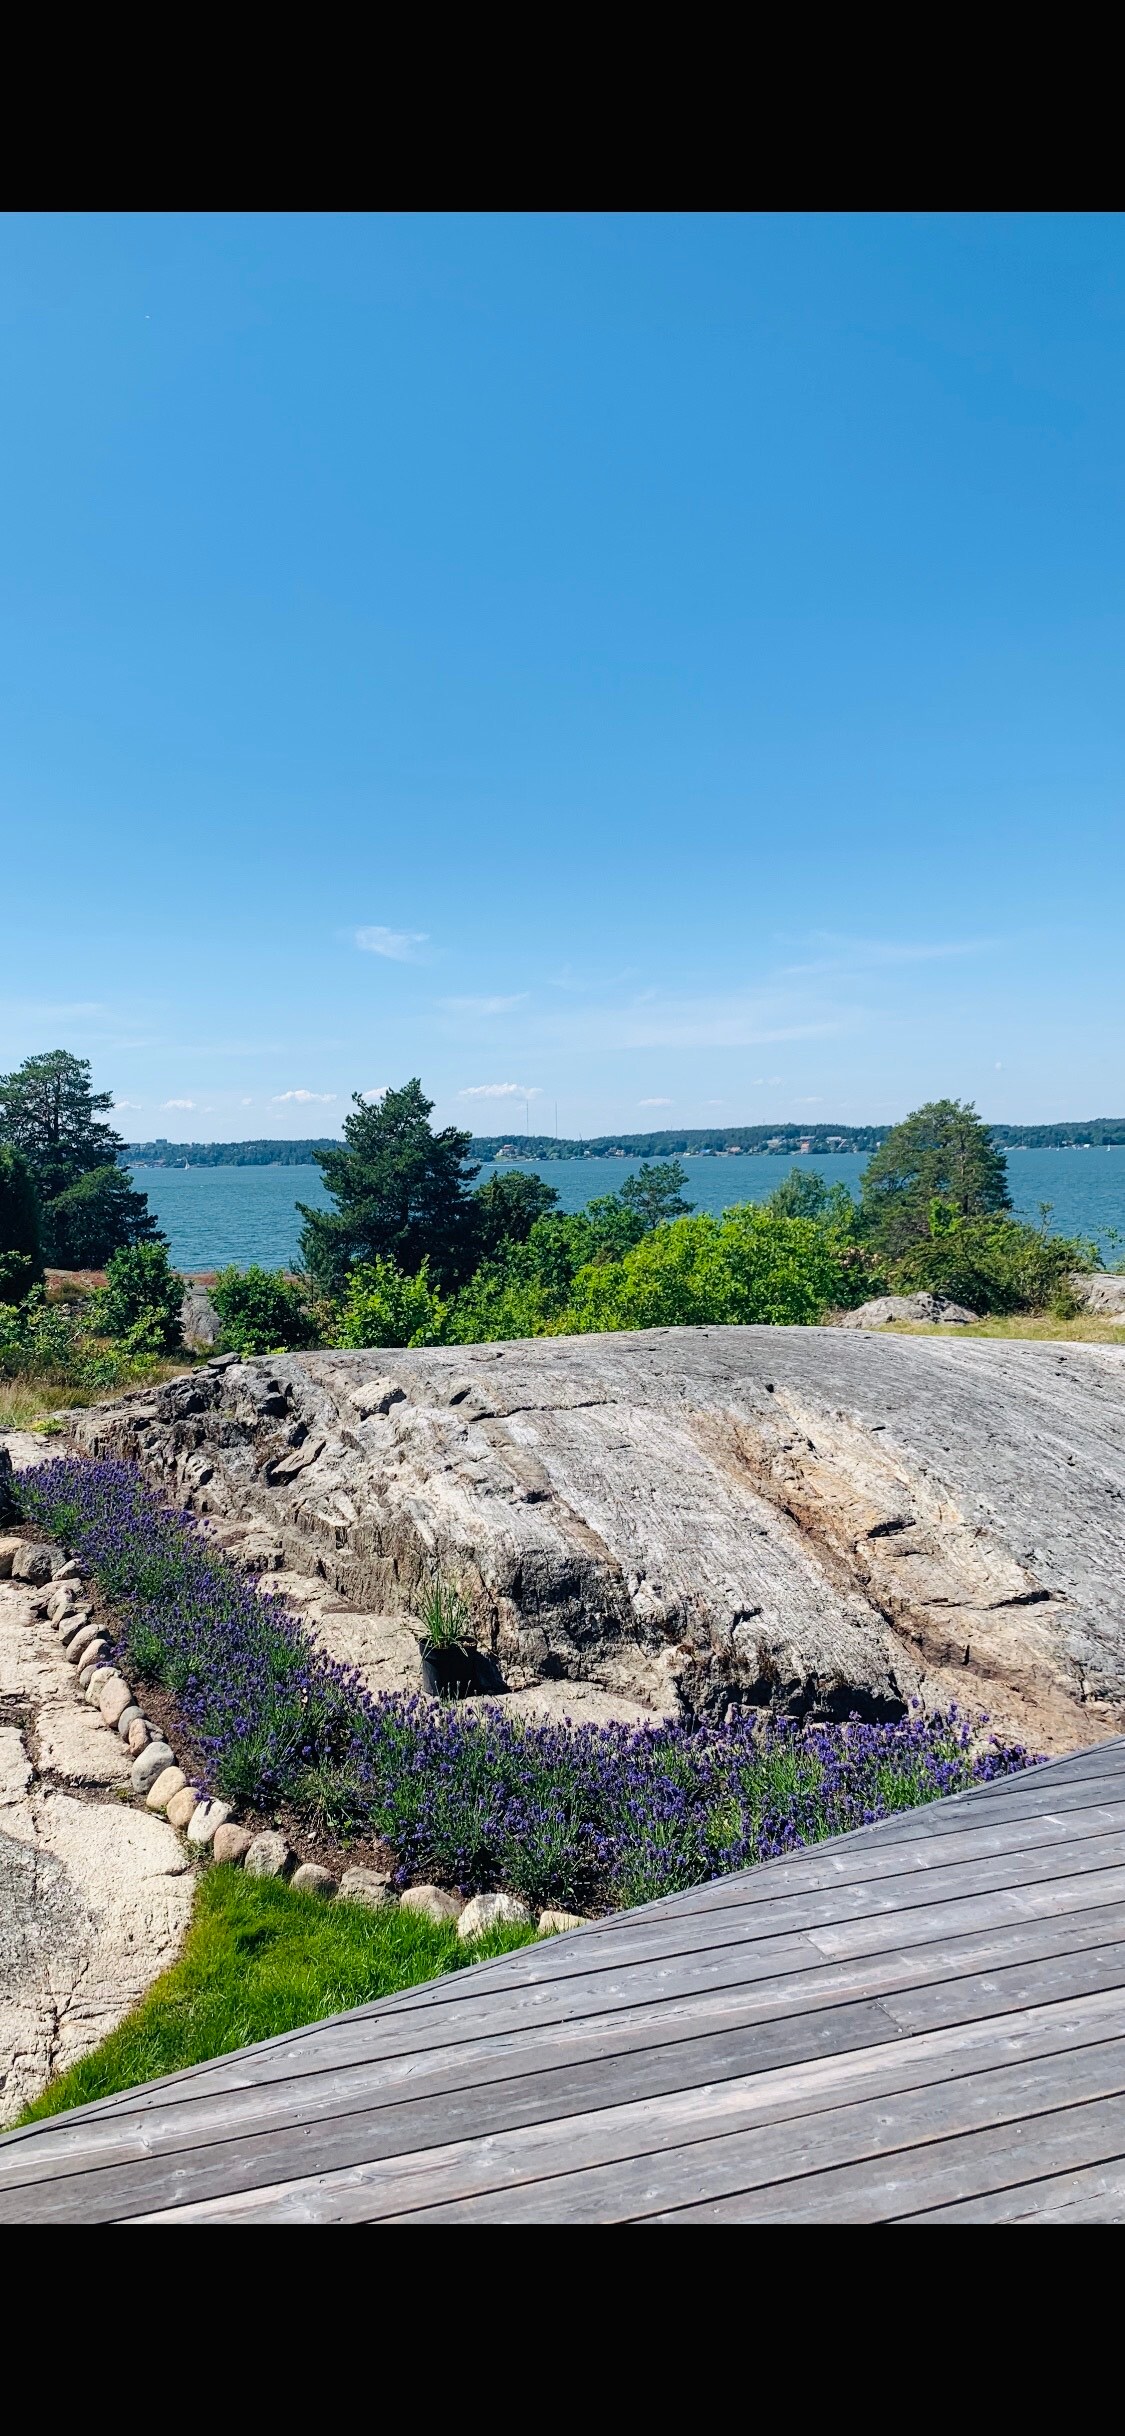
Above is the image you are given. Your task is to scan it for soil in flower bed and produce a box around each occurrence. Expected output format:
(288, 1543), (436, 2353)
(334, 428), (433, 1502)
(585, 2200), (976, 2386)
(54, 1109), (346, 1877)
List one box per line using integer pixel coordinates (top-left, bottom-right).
(15, 1457), (1044, 1915)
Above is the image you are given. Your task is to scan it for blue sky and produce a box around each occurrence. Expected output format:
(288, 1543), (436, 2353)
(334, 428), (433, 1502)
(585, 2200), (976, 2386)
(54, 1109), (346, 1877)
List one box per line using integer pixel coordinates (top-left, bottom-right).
(2, 212), (1124, 1139)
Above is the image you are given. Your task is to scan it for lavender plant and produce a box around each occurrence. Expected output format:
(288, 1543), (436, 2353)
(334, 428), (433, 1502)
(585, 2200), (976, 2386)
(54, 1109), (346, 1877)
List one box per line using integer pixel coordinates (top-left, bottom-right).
(17, 1457), (1040, 1913)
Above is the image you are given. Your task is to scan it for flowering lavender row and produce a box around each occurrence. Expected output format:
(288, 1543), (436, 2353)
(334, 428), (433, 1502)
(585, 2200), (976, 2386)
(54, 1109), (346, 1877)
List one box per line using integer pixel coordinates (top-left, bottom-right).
(17, 1457), (1040, 1913)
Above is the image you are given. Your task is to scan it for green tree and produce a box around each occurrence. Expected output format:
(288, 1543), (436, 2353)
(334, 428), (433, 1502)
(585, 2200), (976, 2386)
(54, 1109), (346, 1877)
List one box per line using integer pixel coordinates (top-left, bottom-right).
(333, 1254), (447, 1348)
(0, 1143), (43, 1303)
(0, 1050), (162, 1266)
(95, 1243), (184, 1353)
(46, 1164), (165, 1267)
(566, 1206), (865, 1333)
(209, 1266), (319, 1357)
(766, 1168), (857, 1227)
(859, 1099), (1010, 1255)
(617, 1159), (695, 1231)
(298, 1081), (480, 1294)
(472, 1167), (560, 1262)
(0, 1050), (124, 1199)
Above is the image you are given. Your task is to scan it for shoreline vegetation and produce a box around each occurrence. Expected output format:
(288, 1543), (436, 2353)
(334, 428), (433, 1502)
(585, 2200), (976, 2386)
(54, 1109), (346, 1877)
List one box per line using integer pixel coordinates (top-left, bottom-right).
(122, 1117), (1125, 1166)
(4, 1063), (1121, 1415)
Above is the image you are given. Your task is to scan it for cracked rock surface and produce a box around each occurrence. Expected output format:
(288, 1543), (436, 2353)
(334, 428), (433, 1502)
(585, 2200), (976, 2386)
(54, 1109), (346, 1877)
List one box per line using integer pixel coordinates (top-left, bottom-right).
(0, 1573), (192, 2126)
(71, 1328), (1125, 1752)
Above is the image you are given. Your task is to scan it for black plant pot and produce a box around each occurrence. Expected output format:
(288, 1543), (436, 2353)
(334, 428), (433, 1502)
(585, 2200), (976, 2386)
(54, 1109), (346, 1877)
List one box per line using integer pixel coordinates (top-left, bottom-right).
(420, 1640), (480, 1700)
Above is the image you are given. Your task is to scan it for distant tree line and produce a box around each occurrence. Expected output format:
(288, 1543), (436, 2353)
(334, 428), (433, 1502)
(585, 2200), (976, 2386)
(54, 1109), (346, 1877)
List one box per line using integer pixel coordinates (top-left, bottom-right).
(120, 1119), (1125, 1167)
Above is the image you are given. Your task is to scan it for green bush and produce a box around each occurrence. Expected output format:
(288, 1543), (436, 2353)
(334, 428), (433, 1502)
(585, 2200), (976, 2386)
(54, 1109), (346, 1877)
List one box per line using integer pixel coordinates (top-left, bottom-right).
(891, 1207), (1093, 1315)
(0, 1144), (42, 1304)
(565, 1205), (874, 1332)
(333, 1254), (447, 1349)
(93, 1243), (185, 1354)
(210, 1266), (320, 1358)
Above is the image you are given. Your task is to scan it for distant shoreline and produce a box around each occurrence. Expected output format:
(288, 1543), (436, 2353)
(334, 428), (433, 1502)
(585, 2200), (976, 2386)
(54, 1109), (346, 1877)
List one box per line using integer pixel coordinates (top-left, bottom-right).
(121, 1121), (1125, 1168)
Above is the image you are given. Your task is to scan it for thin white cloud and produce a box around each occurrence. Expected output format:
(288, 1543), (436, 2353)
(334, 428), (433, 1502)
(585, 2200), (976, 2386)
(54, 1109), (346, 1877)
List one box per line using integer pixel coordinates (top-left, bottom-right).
(459, 1082), (542, 1099)
(272, 1089), (337, 1104)
(241, 1097), (253, 1106)
(361, 1086), (389, 1101)
(113, 1099), (143, 1112)
(355, 925), (429, 963)
(162, 1098), (195, 1110)
(638, 1097), (673, 1107)
(440, 994), (528, 1017)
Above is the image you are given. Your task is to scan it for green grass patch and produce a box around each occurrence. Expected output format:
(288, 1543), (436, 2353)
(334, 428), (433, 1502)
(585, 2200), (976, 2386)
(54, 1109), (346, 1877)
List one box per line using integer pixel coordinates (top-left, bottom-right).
(19, 1866), (538, 2125)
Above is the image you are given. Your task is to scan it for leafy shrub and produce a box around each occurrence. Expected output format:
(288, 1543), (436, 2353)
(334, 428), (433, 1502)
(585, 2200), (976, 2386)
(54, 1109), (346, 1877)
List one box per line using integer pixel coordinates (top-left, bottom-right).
(16, 1457), (1038, 1916)
(891, 1207), (1094, 1315)
(93, 1243), (184, 1354)
(209, 1265), (319, 1357)
(565, 1206), (876, 1332)
(333, 1254), (447, 1348)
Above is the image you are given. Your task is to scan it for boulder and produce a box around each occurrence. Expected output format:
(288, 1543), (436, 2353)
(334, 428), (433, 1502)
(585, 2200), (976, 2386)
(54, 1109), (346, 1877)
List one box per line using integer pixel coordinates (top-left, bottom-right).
(1070, 1273), (1125, 1317)
(12, 1544), (54, 1585)
(131, 1743), (175, 1796)
(165, 1786), (199, 1830)
(291, 1862), (336, 1898)
(71, 1329), (1125, 1753)
(211, 1823), (254, 1866)
(99, 1678), (133, 1727)
(244, 1831), (291, 1879)
(145, 1766), (187, 1812)
(186, 1799), (231, 1846)
(838, 1293), (979, 1328)
(0, 1535), (23, 1577)
(457, 1890), (532, 1940)
(339, 1867), (394, 1909)
(126, 1717), (151, 1754)
(180, 1282), (221, 1350)
(400, 1884), (465, 1924)
(537, 1908), (586, 1935)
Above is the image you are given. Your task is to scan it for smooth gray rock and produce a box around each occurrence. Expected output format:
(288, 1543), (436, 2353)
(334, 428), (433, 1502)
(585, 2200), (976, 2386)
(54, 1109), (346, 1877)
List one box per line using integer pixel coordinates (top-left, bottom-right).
(116, 1705), (143, 1740)
(126, 1717), (151, 1754)
(71, 1329), (1125, 1752)
(12, 1544), (54, 1585)
(99, 1678), (133, 1727)
(59, 1610), (93, 1647)
(400, 1884), (465, 1924)
(66, 1618), (102, 1663)
(838, 1293), (979, 1327)
(1071, 1272), (1125, 1316)
(244, 1831), (291, 1879)
(457, 1890), (532, 1940)
(338, 1867), (394, 1909)
(291, 1862), (336, 1898)
(46, 1586), (76, 1624)
(186, 1799), (230, 1846)
(180, 1284), (220, 1350)
(77, 1648), (109, 1686)
(85, 1665), (116, 1703)
(131, 1743), (175, 1796)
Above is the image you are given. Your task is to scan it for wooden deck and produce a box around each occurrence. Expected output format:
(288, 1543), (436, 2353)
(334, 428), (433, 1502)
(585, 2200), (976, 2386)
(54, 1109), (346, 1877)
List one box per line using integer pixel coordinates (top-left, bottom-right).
(6, 1739), (1125, 2222)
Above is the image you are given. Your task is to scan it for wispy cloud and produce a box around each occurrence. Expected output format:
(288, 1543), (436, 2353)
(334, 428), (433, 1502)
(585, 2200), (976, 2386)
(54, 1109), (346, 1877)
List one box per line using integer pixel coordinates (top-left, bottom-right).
(113, 1099), (143, 1112)
(361, 1086), (389, 1101)
(638, 1096), (673, 1107)
(459, 1082), (542, 1099)
(272, 1089), (337, 1104)
(354, 925), (429, 963)
(440, 994), (528, 1017)
(162, 1098), (195, 1110)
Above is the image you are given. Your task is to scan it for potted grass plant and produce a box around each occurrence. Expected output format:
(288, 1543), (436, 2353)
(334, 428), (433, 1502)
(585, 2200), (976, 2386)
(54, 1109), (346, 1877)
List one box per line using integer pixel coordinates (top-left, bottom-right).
(416, 1577), (481, 1699)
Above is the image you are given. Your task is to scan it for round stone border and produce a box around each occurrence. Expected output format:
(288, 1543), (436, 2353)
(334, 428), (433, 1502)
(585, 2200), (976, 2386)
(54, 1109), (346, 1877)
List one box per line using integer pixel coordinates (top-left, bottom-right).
(13, 1533), (585, 1944)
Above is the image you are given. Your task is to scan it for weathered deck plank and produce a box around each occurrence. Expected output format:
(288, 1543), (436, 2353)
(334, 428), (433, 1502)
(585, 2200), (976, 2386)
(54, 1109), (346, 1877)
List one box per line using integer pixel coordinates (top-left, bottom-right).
(5, 1738), (1125, 2222)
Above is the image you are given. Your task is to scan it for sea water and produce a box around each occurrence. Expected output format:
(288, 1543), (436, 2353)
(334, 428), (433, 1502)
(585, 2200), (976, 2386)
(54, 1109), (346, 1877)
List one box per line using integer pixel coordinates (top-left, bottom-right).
(127, 1147), (1125, 1273)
